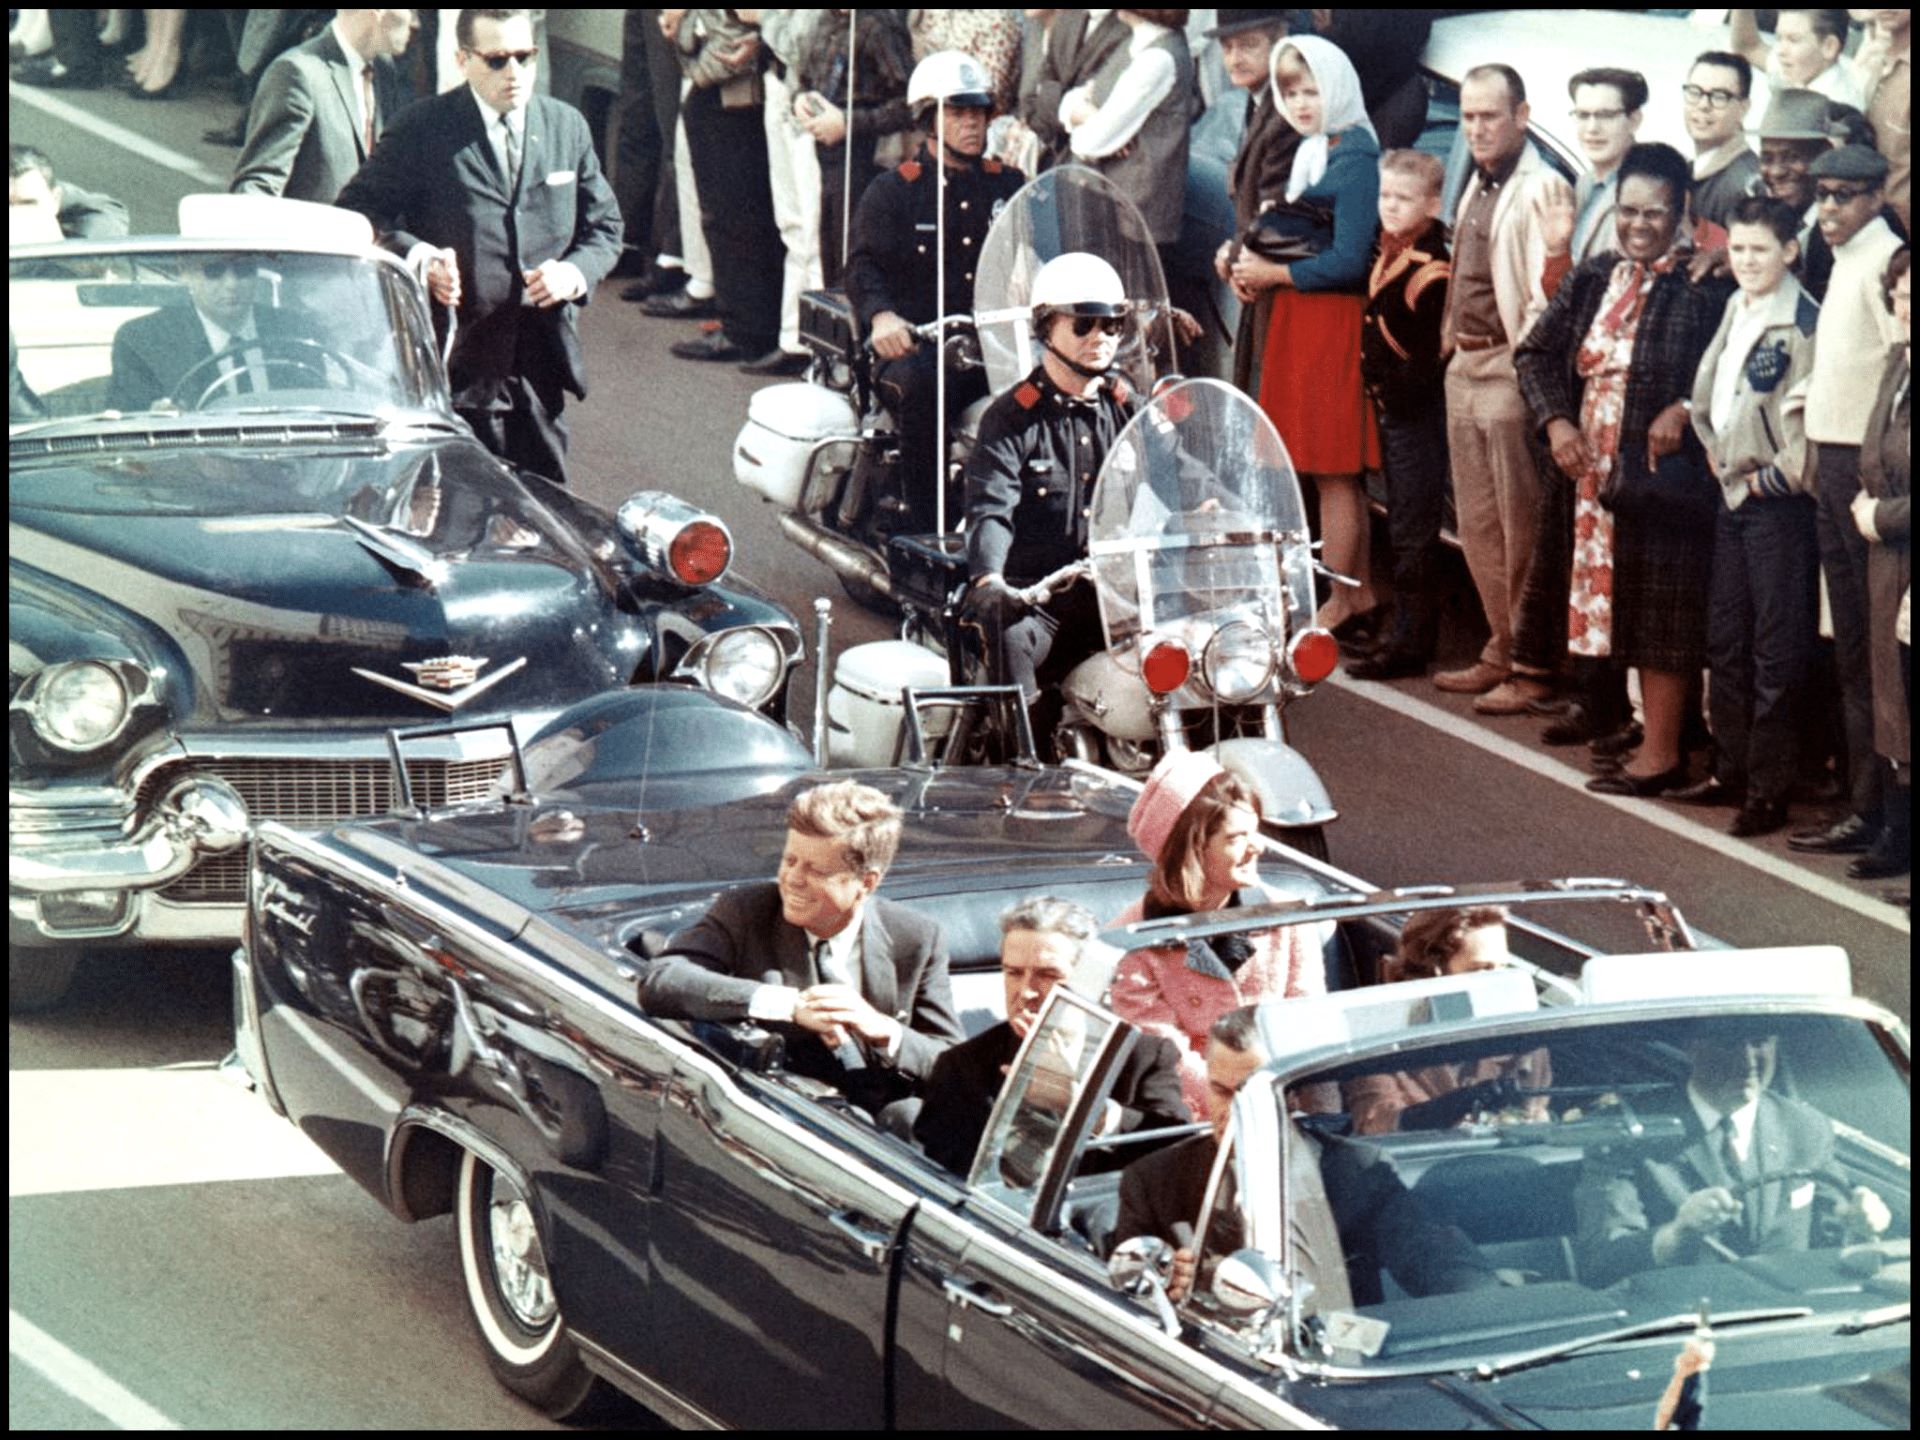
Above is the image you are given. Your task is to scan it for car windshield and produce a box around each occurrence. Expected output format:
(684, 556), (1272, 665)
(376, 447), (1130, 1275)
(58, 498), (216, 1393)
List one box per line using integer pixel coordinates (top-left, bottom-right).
(1240, 1010), (1909, 1371)
(9, 247), (445, 429)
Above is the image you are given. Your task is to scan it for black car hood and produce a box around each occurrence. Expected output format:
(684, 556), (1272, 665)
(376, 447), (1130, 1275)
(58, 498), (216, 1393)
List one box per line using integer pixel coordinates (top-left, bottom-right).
(10, 435), (642, 726)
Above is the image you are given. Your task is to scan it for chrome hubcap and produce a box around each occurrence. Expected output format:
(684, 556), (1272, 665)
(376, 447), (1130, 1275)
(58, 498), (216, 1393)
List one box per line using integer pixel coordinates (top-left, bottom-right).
(487, 1189), (556, 1330)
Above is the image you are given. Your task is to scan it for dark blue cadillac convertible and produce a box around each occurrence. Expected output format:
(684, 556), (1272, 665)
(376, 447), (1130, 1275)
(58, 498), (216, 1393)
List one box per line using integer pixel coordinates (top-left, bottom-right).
(233, 725), (1910, 1429)
(9, 200), (800, 1010)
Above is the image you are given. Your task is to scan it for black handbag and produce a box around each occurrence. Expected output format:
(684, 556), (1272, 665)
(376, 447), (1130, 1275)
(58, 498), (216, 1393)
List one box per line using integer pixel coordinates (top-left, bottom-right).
(1599, 445), (1718, 519)
(1234, 199), (1335, 265)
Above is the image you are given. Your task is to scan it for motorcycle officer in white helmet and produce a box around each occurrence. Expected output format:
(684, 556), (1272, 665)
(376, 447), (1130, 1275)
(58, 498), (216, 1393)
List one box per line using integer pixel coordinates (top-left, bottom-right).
(963, 251), (1141, 757)
(844, 50), (1026, 534)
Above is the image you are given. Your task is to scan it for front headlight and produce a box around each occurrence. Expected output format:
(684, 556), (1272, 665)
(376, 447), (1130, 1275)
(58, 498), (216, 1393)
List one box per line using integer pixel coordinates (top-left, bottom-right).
(27, 661), (133, 751)
(696, 627), (785, 709)
(1201, 621), (1276, 704)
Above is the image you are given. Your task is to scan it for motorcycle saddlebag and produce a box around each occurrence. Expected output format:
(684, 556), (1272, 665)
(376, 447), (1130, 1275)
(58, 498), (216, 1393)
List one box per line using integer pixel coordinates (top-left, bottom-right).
(886, 531), (969, 614)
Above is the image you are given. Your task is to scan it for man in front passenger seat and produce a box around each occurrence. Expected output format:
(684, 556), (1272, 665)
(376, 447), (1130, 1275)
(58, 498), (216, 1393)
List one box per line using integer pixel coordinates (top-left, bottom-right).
(1114, 1006), (1498, 1304)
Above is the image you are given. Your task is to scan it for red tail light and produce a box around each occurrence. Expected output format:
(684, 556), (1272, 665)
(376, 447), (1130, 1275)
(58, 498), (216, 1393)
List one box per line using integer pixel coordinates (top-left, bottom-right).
(1142, 639), (1191, 694)
(1287, 628), (1339, 684)
(669, 521), (731, 585)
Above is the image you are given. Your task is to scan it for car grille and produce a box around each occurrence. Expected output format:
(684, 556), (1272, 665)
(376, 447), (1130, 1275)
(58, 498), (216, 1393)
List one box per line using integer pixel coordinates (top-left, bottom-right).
(141, 756), (510, 903)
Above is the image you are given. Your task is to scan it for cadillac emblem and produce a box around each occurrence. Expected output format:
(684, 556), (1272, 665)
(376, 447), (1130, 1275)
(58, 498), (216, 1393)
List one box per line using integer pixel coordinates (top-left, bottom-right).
(351, 654), (528, 711)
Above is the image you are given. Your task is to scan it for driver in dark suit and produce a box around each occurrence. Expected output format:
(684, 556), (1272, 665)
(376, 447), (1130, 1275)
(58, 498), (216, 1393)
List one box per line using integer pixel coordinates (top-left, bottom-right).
(109, 255), (308, 412)
(1574, 1031), (1892, 1288)
(640, 780), (962, 1112)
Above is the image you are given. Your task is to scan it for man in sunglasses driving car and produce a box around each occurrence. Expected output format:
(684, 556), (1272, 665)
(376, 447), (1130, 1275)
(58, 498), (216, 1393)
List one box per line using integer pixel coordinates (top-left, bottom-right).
(108, 255), (312, 413)
(963, 251), (1141, 758)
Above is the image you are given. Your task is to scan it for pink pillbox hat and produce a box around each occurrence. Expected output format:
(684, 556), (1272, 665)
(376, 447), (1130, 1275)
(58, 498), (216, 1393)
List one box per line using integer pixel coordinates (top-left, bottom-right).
(1127, 750), (1228, 861)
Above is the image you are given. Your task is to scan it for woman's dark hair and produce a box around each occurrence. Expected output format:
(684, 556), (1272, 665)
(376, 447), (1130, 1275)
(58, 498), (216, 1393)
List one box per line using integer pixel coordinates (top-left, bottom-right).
(1387, 905), (1509, 984)
(1617, 141), (1693, 209)
(1729, 193), (1803, 247)
(1887, 246), (1912, 314)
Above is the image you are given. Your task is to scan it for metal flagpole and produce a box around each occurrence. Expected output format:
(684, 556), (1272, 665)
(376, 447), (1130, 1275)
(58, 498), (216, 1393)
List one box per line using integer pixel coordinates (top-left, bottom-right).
(842, 11), (856, 277)
(934, 88), (947, 535)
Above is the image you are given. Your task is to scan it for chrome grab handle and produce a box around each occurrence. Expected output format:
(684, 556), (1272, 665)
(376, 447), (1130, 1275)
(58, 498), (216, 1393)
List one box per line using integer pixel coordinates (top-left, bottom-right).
(827, 1209), (891, 1263)
(941, 1276), (1014, 1318)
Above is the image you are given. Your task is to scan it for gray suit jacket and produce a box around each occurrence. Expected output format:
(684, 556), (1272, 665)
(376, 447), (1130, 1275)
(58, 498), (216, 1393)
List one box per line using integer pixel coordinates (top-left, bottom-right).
(1575, 1087), (1844, 1288)
(232, 28), (409, 204)
(640, 883), (962, 1083)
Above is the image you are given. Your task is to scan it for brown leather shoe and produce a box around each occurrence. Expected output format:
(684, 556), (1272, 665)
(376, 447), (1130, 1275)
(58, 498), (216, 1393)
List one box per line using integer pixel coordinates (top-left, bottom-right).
(1432, 661), (1509, 695)
(1473, 677), (1555, 715)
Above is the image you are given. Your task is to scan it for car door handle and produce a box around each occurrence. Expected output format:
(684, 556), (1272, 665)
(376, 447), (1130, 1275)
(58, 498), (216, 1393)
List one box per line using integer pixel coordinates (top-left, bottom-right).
(827, 1209), (891, 1263)
(941, 1276), (1014, 1318)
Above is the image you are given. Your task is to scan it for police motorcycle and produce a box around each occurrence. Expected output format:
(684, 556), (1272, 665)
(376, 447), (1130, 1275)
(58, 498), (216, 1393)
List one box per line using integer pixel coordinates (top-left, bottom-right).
(732, 49), (1017, 611)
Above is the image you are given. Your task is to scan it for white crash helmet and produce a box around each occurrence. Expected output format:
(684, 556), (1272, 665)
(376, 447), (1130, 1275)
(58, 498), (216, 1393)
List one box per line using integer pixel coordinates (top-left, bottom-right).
(1030, 252), (1129, 331)
(906, 50), (994, 115)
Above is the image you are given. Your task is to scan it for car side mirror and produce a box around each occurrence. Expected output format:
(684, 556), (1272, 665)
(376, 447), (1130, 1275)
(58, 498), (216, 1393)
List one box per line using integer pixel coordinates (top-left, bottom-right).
(1108, 1235), (1181, 1337)
(1212, 1247), (1289, 1319)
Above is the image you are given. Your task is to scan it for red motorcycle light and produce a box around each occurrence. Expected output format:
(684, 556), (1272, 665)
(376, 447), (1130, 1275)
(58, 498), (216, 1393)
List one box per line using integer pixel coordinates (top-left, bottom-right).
(669, 521), (731, 585)
(1288, 628), (1339, 684)
(1142, 640), (1191, 694)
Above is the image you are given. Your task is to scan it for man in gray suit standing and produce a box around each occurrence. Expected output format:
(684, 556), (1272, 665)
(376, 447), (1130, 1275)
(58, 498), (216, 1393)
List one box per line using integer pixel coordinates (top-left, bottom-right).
(232, 10), (417, 204)
(641, 779), (962, 1111)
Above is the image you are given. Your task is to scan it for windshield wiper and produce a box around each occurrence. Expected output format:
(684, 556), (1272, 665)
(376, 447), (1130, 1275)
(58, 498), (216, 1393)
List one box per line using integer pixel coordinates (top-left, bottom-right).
(1835, 1302), (1909, 1335)
(1472, 1306), (1811, 1379)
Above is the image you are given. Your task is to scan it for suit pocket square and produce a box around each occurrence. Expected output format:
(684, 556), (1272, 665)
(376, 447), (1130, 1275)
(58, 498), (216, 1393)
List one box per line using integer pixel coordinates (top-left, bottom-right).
(545, 169), (577, 187)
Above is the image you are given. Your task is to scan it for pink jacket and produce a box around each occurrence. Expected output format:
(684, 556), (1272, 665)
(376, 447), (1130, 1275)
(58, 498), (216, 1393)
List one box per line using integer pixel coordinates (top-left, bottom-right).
(1108, 891), (1328, 1118)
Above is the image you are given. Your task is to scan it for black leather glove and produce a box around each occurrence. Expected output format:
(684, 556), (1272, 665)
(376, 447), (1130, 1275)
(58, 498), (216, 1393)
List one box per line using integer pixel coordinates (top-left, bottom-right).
(965, 573), (1023, 628)
(1398, 1074), (1521, 1133)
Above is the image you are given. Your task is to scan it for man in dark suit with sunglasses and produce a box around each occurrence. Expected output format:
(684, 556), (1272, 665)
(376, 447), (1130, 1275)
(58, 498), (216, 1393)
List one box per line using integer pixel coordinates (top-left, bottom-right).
(963, 252), (1140, 757)
(336, 8), (622, 486)
(108, 255), (316, 413)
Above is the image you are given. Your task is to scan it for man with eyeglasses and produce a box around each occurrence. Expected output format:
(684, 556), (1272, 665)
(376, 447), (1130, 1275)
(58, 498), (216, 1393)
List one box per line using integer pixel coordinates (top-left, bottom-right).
(337, 7), (622, 487)
(1789, 144), (1905, 860)
(963, 252), (1141, 759)
(1683, 51), (1766, 244)
(108, 255), (306, 413)
(1551, 68), (1646, 271)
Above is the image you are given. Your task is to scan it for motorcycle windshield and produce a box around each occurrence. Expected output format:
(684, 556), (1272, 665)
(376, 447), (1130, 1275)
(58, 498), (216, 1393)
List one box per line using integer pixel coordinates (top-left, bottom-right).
(1087, 379), (1314, 667)
(973, 164), (1174, 398)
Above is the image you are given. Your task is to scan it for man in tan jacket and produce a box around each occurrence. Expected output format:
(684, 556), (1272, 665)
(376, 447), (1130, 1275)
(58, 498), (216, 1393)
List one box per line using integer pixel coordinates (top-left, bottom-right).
(1435, 64), (1573, 712)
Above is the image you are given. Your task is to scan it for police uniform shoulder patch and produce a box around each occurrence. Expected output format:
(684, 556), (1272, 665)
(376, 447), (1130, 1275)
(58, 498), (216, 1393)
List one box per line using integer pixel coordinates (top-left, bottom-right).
(982, 156), (1003, 174)
(1014, 381), (1042, 410)
(898, 159), (923, 183)
(1110, 376), (1131, 405)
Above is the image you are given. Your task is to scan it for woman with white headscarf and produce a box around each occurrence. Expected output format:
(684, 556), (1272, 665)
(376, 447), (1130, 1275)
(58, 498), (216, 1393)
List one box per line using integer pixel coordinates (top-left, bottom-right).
(1229, 33), (1383, 638)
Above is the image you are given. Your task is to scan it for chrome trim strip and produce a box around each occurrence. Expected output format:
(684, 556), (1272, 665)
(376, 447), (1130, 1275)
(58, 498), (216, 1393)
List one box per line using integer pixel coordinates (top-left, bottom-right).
(572, 1337), (724, 1430)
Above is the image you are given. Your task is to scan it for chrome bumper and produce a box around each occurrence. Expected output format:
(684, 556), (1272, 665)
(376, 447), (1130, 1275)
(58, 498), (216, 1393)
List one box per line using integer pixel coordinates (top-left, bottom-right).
(9, 777), (249, 939)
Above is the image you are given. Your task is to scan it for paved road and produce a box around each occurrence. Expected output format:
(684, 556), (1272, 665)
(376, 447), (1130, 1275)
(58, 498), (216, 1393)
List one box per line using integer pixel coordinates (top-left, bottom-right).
(9, 69), (1909, 1432)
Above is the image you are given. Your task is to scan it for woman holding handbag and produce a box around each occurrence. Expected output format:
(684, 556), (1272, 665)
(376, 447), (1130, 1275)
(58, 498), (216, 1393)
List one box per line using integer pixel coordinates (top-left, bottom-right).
(1229, 34), (1382, 637)
(1515, 142), (1735, 798)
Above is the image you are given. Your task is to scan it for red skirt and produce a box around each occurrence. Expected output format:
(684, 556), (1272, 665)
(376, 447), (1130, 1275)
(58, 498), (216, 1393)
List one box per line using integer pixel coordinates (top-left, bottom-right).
(1255, 289), (1380, 474)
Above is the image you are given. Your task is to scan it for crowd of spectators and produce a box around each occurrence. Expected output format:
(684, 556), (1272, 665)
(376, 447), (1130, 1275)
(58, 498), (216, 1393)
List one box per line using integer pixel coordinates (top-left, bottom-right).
(11, 8), (1911, 885)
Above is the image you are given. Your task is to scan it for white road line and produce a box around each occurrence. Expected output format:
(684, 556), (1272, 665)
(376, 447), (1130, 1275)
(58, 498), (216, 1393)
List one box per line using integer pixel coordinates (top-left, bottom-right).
(8, 81), (226, 187)
(8, 1067), (339, 1198)
(1329, 672), (1911, 935)
(9, 1309), (181, 1430)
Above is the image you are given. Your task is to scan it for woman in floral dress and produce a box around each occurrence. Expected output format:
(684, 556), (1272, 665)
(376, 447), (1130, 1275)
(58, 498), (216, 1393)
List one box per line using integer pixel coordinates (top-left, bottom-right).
(1516, 143), (1734, 796)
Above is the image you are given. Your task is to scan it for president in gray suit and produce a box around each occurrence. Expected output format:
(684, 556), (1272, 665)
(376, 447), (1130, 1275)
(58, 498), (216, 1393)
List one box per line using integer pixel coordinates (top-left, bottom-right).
(641, 780), (961, 1110)
(232, 11), (415, 204)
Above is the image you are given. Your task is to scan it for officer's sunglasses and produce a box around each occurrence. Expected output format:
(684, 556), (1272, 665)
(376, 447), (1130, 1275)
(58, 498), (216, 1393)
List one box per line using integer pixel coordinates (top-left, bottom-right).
(196, 260), (260, 280)
(471, 47), (538, 70)
(1070, 315), (1127, 338)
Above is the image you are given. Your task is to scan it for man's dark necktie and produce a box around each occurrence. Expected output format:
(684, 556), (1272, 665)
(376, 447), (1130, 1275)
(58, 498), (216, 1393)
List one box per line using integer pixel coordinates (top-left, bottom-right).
(811, 937), (866, 1072)
(501, 115), (521, 192)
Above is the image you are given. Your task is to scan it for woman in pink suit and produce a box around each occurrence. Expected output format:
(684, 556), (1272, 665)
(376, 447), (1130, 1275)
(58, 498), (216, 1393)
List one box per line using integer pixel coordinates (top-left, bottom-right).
(1108, 751), (1327, 1118)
